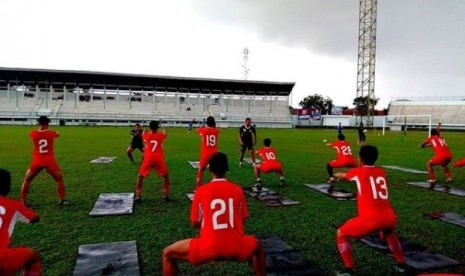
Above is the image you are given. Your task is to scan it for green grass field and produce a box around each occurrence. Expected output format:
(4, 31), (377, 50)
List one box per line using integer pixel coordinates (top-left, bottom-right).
(1, 125), (464, 275)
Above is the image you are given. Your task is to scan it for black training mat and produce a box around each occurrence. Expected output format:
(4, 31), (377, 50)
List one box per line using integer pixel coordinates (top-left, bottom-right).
(406, 182), (465, 197)
(89, 193), (134, 216)
(382, 165), (427, 174)
(90, 157), (117, 164)
(426, 212), (465, 228)
(243, 187), (299, 207)
(188, 161), (199, 169)
(259, 235), (323, 275)
(304, 184), (355, 200)
(360, 233), (460, 270)
(73, 241), (140, 276)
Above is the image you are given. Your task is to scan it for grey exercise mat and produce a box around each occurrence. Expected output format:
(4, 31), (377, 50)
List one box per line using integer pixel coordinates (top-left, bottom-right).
(186, 193), (195, 201)
(243, 158), (262, 164)
(89, 193), (134, 216)
(243, 187), (299, 207)
(73, 241), (140, 276)
(426, 212), (465, 228)
(90, 157), (117, 164)
(406, 182), (465, 197)
(259, 235), (323, 275)
(304, 184), (355, 200)
(382, 165), (427, 174)
(188, 161), (199, 169)
(360, 233), (460, 270)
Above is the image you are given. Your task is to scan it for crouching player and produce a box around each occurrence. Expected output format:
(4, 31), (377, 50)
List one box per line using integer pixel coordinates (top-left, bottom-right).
(419, 129), (453, 187)
(0, 169), (41, 275)
(253, 138), (285, 191)
(326, 134), (357, 184)
(162, 152), (265, 276)
(195, 116), (219, 190)
(334, 146), (405, 276)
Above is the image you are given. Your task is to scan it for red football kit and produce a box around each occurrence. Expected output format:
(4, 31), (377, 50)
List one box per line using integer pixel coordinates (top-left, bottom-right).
(0, 196), (40, 274)
(188, 179), (258, 265)
(139, 131), (168, 177)
(28, 129), (61, 174)
(454, 158), (465, 167)
(423, 135), (453, 165)
(196, 127), (219, 168)
(256, 147), (283, 173)
(329, 141), (357, 168)
(340, 166), (397, 236)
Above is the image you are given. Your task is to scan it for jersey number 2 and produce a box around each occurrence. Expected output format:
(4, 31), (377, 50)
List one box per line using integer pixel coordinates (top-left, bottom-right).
(38, 139), (48, 153)
(211, 198), (234, 230)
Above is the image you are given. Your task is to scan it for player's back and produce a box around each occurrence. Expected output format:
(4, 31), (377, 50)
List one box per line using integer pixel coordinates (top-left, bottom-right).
(429, 136), (451, 156)
(30, 130), (58, 158)
(143, 131), (166, 158)
(191, 179), (248, 245)
(197, 127), (219, 152)
(0, 197), (36, 248)
(346, 166), (395, 218)
(257, 147), (279, 163)
(332, 141), (355, 160)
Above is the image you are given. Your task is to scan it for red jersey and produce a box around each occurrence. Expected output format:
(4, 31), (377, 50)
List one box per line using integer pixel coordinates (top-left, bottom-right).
(256, 147), (280, 164)
(196, 127), (219, 154)
(142, 131), (167, 159)
(190, 179), (249, 246)
(0, 197), (38, 248)
(330, 141), (355, 162)
(30, 129), (59, 159)
(345, 166), (396, 219)
(423, 135), (452, 156)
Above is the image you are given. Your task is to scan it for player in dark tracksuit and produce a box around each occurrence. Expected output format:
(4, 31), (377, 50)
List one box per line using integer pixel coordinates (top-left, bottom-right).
(239, 118), (257, 167)
(127, 123), (144, 162)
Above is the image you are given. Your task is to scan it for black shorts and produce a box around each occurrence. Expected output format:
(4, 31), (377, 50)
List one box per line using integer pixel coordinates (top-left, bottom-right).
(241, 142), (254, 152)
(130, 144), (144, 151)
(358, 134), (366, 142)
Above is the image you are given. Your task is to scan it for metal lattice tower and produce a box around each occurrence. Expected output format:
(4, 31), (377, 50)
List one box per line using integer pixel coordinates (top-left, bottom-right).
(242, 47), (250, 80)
(356, 0), (377, 126)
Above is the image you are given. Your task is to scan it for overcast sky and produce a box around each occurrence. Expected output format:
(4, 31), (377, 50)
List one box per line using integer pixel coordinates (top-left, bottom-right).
(1, 0), (464, 108)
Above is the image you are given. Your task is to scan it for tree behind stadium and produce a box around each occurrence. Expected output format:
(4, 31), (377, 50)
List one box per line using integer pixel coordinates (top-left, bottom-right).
(299, 94), (333, 115)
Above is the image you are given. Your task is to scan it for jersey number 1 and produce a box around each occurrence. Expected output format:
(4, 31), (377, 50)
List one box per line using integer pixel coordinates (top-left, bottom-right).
(211, 198), (234, 230)
(0, 205), (6, 229)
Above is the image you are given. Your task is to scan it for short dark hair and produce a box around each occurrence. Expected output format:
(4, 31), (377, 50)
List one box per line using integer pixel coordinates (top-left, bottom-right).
(37, 116), (50, 125)
(359, 145), (378, 166)
(134, 123), (141, 127)
(149, 121), (159, 131)
(245, 117), (251, 122)
(0, 169), (11, 196)
(209, 152), (229, 178)
(206, 116), (216, 127)
(263, 138), (271, 147)
(431, 129), (439, 136)
(338, 134), (345, 141)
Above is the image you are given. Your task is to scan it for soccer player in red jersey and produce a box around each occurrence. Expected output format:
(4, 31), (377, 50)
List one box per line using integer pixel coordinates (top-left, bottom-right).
(135, 121), (170, 202)
(334, 146), (405, 276)
(162, 152), (266, 276)
(326, 134), (357, 184)
(21, 116), (67, 206)
(453, 157), (465, 167)
(420, 129), (453, 186)
(0, 169), (42, 275)
(253, 138), (285, 191)
(195, 116), (219, 190)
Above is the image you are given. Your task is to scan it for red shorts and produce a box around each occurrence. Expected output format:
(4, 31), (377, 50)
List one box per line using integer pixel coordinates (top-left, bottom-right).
(338, 215), (397, 239)
(453, 158), (465, 167)
(329, 159), (357, 168)
(0, 247), (36, 274)
(429, 154), (452, 166)
(188, 235), (258, 265)
(28, 157), (61, 175)
(139, 158), (169, 177)
(199, 150), (217, 168)
(258, 162), (282, 173)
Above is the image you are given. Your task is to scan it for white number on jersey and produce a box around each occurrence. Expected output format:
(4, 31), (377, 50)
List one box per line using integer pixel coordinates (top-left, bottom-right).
(341, 146), (352, 156)
(150, 140), (158, 152)
(352, 175), (388, 200)
(265, 152), (276, 160)
(211, 198), (234, 230)
(0, 205), (6, 229)
(431, 138), (447, 148)
(38, 139), (48, 153)
(206, 135), (216, 147)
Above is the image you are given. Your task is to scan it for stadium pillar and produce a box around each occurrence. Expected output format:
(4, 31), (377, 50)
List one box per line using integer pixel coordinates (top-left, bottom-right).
(35, 83), (39, 103)
(90, 87), (93, 103)
(103, 84), (106, 111)
(165, 91), (167, 104)
(63, 85), (67, 102)
(187, 91), (190, 105)
(15, 85), (19, 111)
(46, 84), (51, 109)
(74, 86), (78, 112)
(153, 86), (158, 114)
(129, 86), (132, 112)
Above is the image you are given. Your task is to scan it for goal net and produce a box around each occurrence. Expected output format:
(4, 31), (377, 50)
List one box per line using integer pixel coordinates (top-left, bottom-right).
(382, 115), (432, 136)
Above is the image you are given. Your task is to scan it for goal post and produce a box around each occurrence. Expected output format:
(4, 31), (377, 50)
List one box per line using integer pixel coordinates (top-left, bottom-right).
(382, 115), (432, 136)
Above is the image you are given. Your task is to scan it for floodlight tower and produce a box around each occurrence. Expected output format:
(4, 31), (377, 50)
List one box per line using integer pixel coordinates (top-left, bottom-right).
(242, 47), (250, 80)
(356, 0), (377, 126)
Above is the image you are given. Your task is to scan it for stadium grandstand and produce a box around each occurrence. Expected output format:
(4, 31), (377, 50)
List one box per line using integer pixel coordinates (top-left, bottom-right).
(0, 67), (294, 128)
(386, 97), (465, 130)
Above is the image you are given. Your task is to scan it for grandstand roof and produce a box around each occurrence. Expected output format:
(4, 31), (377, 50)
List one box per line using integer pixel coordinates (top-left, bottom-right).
(0, 67), (294, 96)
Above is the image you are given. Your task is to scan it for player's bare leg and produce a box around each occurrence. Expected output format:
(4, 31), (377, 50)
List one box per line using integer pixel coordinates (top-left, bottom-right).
(126, 146), (135, 162)
(336, 229), (354, 275)
(46, 168), (67, 205)
(252, 242), (266, 276)
(277, 169), (285, 186)
(454, 158), (465, 167)
(249, 150), (256, 164)
(442, 160), (452, 182)
(195, 167), (206, 190)
(239, 149), (246, 166)
(135, 175), (144, 202)
(426, 161), (436, 188)
(383, 229), (404, 267)
(162, 238), (191, 276)
(24, 249), (42, 276)
(326, 163), (336, 183)
(253, 165), (262, 191)
(163, 173), (170, 201)
(21, 168), (42, 204)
